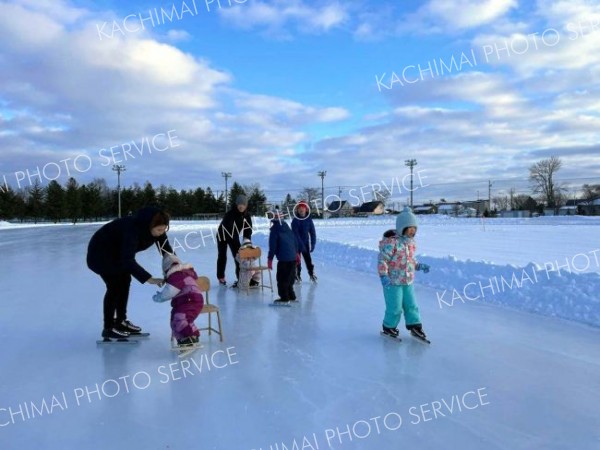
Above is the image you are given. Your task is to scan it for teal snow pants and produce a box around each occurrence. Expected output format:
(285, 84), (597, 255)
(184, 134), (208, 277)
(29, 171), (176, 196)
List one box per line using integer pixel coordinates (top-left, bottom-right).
(382, 284), (421, 329)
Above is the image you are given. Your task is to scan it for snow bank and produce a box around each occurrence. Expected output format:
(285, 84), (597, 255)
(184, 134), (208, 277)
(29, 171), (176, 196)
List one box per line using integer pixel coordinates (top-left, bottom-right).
(303, 239), (600, 328)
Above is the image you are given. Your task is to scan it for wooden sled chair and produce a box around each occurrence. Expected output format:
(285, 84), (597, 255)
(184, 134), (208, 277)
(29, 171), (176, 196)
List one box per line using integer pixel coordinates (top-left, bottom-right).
(196, 276), (223, 341)
(238, 246), (273, 295)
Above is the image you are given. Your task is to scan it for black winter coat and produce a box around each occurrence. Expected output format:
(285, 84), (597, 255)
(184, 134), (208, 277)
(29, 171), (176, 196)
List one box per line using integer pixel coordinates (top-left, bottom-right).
(217, 206), (253, 243)
(87, 207), (173, 283)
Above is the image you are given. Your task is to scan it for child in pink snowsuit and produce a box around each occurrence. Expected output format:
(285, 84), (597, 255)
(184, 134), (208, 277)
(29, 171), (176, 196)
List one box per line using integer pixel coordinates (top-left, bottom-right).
(153, 254), (204, 345)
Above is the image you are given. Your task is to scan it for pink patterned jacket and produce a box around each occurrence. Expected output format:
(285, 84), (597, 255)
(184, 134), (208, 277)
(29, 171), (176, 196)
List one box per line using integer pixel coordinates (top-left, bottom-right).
(377, 235), (418, 285)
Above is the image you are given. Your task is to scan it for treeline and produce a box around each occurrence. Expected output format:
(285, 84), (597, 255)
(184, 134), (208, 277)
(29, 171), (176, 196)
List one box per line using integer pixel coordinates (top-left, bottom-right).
(0, 178), (267, 223)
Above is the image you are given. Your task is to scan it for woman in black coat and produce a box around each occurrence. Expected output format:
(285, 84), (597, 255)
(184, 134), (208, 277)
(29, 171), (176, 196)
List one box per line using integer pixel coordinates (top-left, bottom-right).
(216, 195), (253, 287)
(87, 206), (173, 339)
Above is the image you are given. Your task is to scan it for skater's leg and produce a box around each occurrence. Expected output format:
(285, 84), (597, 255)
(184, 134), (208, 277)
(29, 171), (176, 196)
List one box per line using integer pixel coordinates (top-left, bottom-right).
(114, 273), (132, 323)
(101, 273), (131, 328)
(100, 274), (120, 330)
(216, 239), (228, 280)
(171, 296), (204, 340)
(382, 285), (403, 329)
(228, 240), (241, 281)
(276, 261), (291, 301)
(401, 284), (422, 328)
(284, 261), (297, 300)
(302, 251), (314, 276)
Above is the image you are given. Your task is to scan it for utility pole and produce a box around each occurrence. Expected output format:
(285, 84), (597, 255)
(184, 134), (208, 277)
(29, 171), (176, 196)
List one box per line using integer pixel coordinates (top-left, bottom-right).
(318, 170), (327, 218)
(112, 164), (126, 218)
(221, 172), (232, 212)
(488, 180), (493, 214)
(404, 159), (417, 208)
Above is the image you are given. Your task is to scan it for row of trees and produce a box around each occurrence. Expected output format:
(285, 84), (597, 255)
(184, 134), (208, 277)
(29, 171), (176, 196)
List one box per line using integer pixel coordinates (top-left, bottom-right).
(0, 178), (268, 223)
(490, 157), (600, 212)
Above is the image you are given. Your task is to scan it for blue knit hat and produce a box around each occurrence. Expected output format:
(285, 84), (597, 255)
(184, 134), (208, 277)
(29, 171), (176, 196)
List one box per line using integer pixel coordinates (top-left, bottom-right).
(396, 206), (418, 235)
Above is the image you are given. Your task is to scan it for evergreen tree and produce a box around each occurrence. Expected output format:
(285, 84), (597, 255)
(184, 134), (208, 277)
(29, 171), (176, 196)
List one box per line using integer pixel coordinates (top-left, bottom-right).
(227, 182), (246, 211)
(165, 187), (181, 214)
(82, 180), (105, 220)
(65, 177), (82, 224)
(245, 183), (267, 216)
(45, 180), (66, 223)
(192, 187), (206, 213)
(27, 180), (45, 223)
(142, 181), (157, 206)
(282, 193), (296, 212)
(0, 185), (17, 220)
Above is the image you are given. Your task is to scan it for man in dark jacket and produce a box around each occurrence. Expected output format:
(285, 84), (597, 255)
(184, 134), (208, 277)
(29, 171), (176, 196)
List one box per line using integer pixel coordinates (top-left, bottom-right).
(87, 206), (173, 339)
(291, 200), (317, 283)
(267, 210), (300, 304)
(216, 195), (253, 287)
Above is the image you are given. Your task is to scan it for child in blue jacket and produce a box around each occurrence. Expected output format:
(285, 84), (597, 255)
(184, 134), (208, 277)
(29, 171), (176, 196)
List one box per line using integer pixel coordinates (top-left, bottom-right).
(291, 200), (317, 283)
(267, 209), (300, 305)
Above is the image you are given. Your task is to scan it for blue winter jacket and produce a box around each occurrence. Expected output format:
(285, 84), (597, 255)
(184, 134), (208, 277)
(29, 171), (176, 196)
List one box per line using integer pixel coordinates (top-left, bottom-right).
(268, 219), (299, 262)
(291, 216), (316, 253)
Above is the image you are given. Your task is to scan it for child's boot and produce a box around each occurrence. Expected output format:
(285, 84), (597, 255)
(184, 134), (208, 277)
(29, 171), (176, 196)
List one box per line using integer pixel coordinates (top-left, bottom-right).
(382, 325), (399, 338)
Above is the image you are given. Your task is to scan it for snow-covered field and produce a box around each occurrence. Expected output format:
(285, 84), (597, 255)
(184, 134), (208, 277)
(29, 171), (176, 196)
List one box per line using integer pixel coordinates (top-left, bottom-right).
(0, 216), (599, 450)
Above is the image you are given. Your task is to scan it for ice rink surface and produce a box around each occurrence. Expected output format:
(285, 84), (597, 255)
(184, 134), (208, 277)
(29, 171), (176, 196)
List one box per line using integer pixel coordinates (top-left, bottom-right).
(0, 224), (599, 450)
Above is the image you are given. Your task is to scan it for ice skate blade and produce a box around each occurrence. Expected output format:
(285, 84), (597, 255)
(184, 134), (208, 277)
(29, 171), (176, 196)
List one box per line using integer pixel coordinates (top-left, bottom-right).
(380, 331), (402, 342)
(127, 332), (150, 338)
(96, 338), (138, 345)
(269, 301), (292, 307)
(411, 333), (431, 344)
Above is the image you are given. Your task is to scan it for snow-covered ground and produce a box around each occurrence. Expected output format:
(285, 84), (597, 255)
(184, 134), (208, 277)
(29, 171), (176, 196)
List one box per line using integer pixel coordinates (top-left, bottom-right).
(0, 217), (599, 449)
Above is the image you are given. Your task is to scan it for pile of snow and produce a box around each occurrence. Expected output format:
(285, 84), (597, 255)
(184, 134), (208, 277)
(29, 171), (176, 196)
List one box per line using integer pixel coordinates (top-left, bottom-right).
(252, 214), (600, 328)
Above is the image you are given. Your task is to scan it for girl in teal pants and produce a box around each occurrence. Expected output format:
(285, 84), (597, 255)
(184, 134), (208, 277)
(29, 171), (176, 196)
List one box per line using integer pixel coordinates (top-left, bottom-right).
(378, 207), (430, 339)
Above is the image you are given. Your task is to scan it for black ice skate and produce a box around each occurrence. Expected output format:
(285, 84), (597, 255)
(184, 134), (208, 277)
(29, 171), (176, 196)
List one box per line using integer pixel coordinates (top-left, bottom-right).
(270, 299), (292, 307)
(309, 274), (318, 284)
(381, 325), (400, 340)
(116, 319), (142, 333)
(97, 328), (138, 345)
(409, 325), (430, 344)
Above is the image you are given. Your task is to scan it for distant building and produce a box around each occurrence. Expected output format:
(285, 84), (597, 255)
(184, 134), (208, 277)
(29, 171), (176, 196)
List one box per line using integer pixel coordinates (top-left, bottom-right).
(353, 201), (385, 216)
(326, 200), (353, 218)
(414, 205), (436, 214)
(568, 198), (600, 215)
(463, 200), (490, 216)
(458, 207), (477, 218)
(437, 203), (462, 216)
(558, 206), (578, 216)
(500, 210), (532, 218)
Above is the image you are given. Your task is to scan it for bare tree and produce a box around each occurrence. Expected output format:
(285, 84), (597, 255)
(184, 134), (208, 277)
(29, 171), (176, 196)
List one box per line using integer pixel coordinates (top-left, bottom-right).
(582, 183), (600, 203)
(508, 188), (516, 210)
(492, 195), (509, 211)
(372, 186), (391, 204)
(529, 156), (564, 208)
(297, 187), (320, 205)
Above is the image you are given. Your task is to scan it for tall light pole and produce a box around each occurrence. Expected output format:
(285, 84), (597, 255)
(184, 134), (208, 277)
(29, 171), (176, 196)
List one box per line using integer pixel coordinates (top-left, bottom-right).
(488, 180), (493, 214)
(221, 172), (231, 212)
(112, 164), (126, 218)
(318, 170), (327, 218)
(405, 159), (417, 208)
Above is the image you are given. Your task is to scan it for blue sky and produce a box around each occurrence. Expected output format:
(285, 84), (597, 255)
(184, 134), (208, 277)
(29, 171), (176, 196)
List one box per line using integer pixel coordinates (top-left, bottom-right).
(1, 0), (599, 205)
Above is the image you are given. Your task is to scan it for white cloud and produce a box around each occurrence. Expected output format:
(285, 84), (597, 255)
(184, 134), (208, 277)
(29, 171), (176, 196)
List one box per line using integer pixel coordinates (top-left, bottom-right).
(399, 0), (517, 34)
(0, 0), (351, 191)
(220, 0), (349, 36)
(164, 29), (192, 42)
